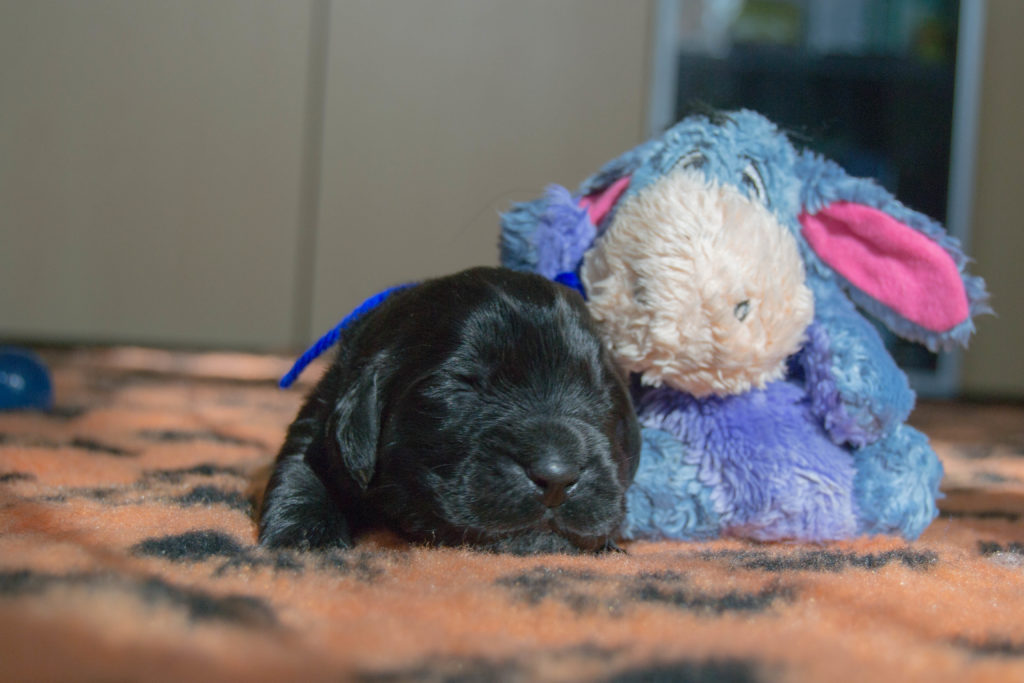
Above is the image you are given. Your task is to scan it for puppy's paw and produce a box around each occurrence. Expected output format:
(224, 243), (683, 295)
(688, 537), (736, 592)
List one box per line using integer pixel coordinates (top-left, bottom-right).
(485, 532), (598, 557)
(259, 454), (354, 551)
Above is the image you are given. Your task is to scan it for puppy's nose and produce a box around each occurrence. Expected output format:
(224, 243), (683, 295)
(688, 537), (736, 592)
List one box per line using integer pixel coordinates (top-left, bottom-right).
(527, 458), (580, 508)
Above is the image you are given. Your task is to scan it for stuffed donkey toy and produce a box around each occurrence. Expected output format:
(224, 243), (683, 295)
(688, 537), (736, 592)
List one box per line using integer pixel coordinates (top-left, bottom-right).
(501, 109), (989, 542)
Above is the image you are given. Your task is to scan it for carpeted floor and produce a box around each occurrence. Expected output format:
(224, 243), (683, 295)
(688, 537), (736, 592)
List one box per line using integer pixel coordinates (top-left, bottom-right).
(1, 347), (1022, 682)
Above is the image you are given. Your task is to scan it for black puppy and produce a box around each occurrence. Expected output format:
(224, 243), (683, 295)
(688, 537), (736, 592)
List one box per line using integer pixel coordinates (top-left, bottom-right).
(258, 267), (640, 554)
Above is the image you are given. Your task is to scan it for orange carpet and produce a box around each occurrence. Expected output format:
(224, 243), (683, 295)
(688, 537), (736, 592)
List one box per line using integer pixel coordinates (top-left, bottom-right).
(1, 347), (1022, 682)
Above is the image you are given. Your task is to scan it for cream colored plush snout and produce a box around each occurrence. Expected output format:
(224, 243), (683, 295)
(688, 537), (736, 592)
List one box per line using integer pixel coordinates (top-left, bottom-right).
(581, 169), (814, 397)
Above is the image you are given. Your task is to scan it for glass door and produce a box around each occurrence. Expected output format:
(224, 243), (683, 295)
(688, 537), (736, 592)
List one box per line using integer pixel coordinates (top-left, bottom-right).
(648, 0), (984, 396)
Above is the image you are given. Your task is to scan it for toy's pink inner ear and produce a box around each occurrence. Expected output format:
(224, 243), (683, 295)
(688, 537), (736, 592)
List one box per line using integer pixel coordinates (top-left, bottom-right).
(579, 175), (631, 227)
(800, 201), (969, 332)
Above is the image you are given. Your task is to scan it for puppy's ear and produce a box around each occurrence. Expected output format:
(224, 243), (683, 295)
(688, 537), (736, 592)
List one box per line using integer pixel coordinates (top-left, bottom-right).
(607, 363), (642, 485)
(327, 360), (384, 491)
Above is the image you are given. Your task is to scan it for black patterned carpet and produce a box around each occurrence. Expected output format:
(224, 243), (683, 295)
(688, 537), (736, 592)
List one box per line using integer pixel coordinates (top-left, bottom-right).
(1, 348), (1022, 682)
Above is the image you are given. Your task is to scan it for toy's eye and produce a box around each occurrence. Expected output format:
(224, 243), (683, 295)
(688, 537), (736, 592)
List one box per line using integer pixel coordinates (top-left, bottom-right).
(734, 300), (751, 322)
(675, 151), (706, 172)
(741, 162), (767, 204)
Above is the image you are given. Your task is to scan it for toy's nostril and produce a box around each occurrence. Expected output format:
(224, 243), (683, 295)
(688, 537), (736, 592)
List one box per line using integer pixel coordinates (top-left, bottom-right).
(527, 459), (580, 508)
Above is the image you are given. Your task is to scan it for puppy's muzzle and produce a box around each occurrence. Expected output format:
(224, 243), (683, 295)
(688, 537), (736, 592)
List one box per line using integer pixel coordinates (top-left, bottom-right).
(526, 455), (580, 508)
(517, 419), (593, 509)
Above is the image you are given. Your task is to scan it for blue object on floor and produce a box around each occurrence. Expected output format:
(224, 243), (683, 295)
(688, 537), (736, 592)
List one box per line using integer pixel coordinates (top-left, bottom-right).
(0, 347), (53, 411)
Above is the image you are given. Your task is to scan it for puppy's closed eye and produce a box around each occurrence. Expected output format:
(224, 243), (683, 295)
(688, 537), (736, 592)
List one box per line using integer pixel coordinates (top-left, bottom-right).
(258, 267), (641, 554)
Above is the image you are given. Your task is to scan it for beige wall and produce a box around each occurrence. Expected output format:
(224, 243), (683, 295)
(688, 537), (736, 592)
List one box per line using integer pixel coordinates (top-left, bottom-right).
(0, 0), (1019, 397)
(310, 0), (652, 339)
(0, 0), (653, 351)
(0, 1), (313, 349)
(960, 0), (1024, 397)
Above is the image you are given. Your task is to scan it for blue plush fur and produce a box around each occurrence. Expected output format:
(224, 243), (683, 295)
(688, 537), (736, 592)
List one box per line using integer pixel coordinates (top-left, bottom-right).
(500, 110), (989, 541)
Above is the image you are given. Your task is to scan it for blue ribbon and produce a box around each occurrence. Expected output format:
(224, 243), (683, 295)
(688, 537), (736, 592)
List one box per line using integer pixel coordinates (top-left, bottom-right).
(279, 283), (416, 388)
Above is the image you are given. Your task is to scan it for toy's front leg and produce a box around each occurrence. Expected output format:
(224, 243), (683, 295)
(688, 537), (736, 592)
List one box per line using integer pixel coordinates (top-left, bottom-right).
(621, 427), (722, 541)
(853, 423), (943, 539)
(800, 280), (915, 448)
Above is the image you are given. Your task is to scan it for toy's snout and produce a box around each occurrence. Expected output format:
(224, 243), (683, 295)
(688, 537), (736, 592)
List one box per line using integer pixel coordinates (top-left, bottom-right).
(580, 169), (814, 397)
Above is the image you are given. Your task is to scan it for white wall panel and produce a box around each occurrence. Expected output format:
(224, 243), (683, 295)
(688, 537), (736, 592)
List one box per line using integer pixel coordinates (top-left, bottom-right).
(0, 1), (313, 349)
(310, 0), (653, 336)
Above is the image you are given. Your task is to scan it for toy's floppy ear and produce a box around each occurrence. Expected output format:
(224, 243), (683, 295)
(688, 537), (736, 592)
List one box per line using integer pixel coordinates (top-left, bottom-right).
(501, 177), (633, 285)
(578, 135), (658, 197)
(579, 175), (632, 227)
(501, 134), (650, 276)
(501, 193), (552, 273)
(796, 151), (990, 351)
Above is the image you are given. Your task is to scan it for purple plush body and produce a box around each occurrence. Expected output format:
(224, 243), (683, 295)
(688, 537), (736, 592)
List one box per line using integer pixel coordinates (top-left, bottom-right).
(633, 367), (858, 542)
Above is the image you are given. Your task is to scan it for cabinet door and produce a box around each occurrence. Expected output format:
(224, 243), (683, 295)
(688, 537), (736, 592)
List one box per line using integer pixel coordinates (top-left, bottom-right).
(0, 1), (313, 350)
(961, 0), (1024, 397)
(310, 0), (653, 337)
